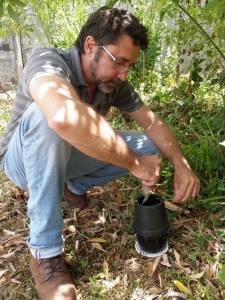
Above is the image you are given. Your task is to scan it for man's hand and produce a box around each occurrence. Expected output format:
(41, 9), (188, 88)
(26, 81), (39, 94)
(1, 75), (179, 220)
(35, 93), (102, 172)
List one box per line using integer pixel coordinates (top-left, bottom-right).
(173, 167), (200, 203)
(130, 155), (162, 186)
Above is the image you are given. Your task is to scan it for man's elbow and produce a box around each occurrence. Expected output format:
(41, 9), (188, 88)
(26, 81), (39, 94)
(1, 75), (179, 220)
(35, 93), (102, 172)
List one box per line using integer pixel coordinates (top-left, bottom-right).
(47, 111), (71, 133)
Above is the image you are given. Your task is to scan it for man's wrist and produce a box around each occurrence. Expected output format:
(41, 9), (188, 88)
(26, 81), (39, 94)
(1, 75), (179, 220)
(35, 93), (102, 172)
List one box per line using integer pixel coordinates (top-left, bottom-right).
(126, 152), (140, 173)
(173, 156), (191, 170)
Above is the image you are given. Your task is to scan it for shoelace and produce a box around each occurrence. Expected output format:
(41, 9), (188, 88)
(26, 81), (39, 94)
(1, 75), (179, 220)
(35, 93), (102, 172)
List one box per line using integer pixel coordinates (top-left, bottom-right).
(39, 257), (68, 281)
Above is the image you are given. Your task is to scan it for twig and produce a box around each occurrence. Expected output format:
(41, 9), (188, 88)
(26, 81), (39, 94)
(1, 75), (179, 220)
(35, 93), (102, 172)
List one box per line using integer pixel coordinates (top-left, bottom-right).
(165, 201), (190, 215)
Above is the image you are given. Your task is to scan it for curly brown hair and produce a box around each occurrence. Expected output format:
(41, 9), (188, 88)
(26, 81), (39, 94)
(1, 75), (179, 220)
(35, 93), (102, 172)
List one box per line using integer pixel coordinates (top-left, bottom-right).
(75, 6), (148, 53)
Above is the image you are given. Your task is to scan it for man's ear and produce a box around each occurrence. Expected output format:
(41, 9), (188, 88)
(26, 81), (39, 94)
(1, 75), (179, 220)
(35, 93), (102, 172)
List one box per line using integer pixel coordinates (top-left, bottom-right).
(84, 36), (97, 56)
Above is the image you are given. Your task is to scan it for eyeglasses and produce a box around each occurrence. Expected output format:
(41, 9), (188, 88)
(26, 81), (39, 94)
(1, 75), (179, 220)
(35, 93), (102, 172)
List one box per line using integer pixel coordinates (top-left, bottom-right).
(101, 45), (135, 74)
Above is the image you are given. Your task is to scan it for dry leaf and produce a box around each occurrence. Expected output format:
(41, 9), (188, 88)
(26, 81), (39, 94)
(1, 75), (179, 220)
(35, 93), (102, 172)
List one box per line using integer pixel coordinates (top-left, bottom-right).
(0, 245), (4, 255)
(103, 259), (109, 280)
(9, 262), (16, 272)
(208, 213), (220, 221)
(173, 280), (192, 295)
(0, 202), (8, 209)
(0, 269), (8, 278)
(111, 231), (118, 240)
(143, 261), (153, 277)
(99, 215), (106, 224)
(173, 249), (183, 269)
(161, 253), (171, 267)
(0, 276), (6, 283)
(123, 273), (128, 286)
(125, 258), (140, 270)
(143, 256), (162, 277)
(64, 233), (76, 240)
(68, 225), (76, 233)
(148, 287), (162, 294)
(3, 229), (15, 236)
(160, 261), (172, 267)
(114, 253), (120, 263)
(164, 291), (186, 299)
(121, 233), (128, 246)
(205, 278), (217, 292)
(88, 238), (107, 243)
(189, 271), (204, 280)
(73, 210), (77, 222)
(0, 252), (16, 259)
(152, 255), (162, 273)
(206, 263), (217, 280)
(6, 236), (27, 246)
(63, 217), (75, 224)
(125, 258), (138, 265)
(91, 242), (106, 252)
(77, 208), (93, 217)
(93, 220), (103, 225)
(10, 279), (22, 284)
(158, 274), (165, 288)
(75, 240), (79, 252)
(183, 267), (192, 275)
(101, 276), (120, 288)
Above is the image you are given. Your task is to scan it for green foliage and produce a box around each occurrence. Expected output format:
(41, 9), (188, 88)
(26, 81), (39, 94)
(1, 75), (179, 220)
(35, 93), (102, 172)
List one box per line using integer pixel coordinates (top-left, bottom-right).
(1, 0), (26, 18)
(29, 0), (99, 48)
(0, 0), (26, 36)
(219, 264), (225, 284)
(107, 0), (131, 9)
(0, 0), (100, 45)
(129, 0), (224, 207)
(80, 259), (89, 269)
(1, 0), (225, 204)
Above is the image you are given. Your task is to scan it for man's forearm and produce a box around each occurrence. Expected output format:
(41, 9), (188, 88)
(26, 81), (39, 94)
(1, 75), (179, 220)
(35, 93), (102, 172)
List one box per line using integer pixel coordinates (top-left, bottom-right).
(128, 105), (190, 169)
(53, 100), (139, 171)
(145, 116), (191, 169)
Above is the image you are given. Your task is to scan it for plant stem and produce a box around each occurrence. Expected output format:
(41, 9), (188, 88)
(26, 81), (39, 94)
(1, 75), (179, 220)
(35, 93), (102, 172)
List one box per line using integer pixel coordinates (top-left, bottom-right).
(172, 1), (225, 61)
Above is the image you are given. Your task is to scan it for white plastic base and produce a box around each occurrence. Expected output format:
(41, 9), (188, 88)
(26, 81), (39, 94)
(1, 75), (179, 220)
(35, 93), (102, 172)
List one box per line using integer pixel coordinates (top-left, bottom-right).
(135, 241), (169, 258)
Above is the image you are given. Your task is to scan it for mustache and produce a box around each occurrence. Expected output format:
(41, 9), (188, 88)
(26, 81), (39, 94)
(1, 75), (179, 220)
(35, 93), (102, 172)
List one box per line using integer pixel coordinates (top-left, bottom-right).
(104, 78), (121, 85)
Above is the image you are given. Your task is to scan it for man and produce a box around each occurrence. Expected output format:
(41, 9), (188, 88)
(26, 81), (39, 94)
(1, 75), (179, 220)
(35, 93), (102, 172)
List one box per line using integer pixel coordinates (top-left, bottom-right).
(0, 6), (200, 300)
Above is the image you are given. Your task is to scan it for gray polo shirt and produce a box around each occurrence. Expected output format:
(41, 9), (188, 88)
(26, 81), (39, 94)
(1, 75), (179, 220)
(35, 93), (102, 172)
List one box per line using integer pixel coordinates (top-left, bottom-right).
(0, 46), (143, 169)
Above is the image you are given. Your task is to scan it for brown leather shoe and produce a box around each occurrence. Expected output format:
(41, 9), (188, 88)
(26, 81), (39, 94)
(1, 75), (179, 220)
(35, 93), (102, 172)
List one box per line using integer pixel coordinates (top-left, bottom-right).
(64, 185), (100, 210)
(30, 254), (77, 300)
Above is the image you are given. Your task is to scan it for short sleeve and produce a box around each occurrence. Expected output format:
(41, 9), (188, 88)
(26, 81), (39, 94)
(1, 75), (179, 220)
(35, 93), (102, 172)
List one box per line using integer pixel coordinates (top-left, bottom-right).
(22, 47), (71, 98)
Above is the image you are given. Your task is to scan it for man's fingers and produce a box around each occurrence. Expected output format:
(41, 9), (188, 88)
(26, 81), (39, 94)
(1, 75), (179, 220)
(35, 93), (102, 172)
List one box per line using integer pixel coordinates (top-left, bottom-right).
(173, 179), (201, 203)
(141, 179), (158, 186)
(192, 180), (201, 198)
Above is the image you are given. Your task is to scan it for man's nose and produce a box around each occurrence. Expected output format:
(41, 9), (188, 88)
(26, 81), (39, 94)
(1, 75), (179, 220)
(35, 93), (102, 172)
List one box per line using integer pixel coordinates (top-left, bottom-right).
(117, 72), (128, 81)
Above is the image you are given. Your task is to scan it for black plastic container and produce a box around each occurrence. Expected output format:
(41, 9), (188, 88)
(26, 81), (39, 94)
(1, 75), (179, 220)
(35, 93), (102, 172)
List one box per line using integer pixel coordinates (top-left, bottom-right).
(133, 194), (169, 257)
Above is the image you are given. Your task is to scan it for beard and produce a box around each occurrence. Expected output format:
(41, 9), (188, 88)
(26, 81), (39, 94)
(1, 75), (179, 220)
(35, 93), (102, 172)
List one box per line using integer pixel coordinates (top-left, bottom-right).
(96, 80), (120, 94)
(89, 51), (121, 94)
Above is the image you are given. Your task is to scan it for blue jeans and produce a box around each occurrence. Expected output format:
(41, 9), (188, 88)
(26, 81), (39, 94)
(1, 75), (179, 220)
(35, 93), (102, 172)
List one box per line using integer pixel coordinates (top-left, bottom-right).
(2, 102), (159, 259)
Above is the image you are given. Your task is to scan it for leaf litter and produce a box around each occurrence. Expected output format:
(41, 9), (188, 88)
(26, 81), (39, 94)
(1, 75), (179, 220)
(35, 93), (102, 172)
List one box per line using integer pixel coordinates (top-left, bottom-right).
(0, 179), (224, 299)
(0, 144), (225, 299)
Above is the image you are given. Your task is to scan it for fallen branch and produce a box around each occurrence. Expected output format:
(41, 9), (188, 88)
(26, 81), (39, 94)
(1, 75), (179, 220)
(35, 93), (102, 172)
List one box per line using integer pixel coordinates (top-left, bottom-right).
(165, 201), (190, 215)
